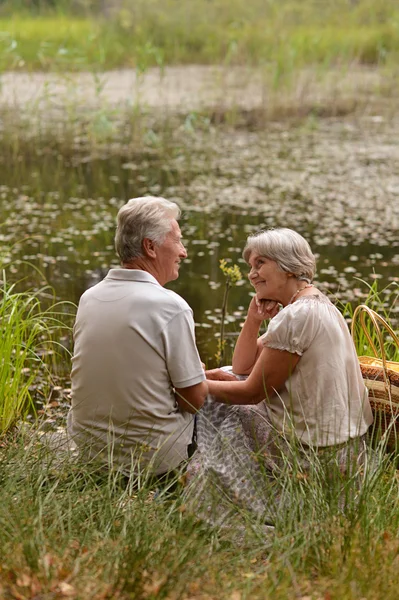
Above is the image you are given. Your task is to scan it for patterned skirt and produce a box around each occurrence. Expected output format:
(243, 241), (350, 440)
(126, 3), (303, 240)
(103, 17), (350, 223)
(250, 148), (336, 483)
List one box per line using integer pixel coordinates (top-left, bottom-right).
(185, 395), (371, 525)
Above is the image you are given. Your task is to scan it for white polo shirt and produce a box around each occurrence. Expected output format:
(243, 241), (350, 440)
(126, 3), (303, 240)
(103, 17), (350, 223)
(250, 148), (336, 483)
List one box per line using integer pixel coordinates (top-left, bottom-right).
(68, 269), (205, 475)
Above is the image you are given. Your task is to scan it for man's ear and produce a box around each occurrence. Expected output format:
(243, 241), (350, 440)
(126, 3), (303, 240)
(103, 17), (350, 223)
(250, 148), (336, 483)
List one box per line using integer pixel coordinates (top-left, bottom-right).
(142, 237), (157, 258)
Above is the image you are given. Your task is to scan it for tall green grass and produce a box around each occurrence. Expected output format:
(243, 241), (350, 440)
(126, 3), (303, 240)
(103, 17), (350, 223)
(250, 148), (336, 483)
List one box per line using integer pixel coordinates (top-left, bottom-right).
(344, 280), (399, 362)
(0, 268), (73, 434)
(1, 0), (399, 71)
(1, 418), (399, 598)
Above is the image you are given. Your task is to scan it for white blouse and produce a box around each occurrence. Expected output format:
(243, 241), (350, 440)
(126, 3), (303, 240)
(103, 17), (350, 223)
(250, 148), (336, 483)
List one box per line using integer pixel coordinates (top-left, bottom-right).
(260, 294), (373, 447)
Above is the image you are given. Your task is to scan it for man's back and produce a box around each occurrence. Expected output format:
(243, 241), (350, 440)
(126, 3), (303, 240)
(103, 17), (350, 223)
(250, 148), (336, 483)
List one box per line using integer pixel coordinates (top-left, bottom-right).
(68, 268), (205, 474)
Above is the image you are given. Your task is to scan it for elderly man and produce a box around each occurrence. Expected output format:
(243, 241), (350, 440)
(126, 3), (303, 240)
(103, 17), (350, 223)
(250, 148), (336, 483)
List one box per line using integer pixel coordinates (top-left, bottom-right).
(68, 196), (208, 476)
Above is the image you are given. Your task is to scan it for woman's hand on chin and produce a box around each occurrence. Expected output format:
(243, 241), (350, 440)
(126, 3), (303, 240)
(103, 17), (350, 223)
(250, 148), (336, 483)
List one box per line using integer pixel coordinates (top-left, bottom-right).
(248, 296), (280, 321)
(205, 369), (237, 381)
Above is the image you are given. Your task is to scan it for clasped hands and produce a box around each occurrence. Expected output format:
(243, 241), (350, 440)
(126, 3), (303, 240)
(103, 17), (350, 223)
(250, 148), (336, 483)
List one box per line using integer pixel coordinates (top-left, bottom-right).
(200, 362), (235, 381)
(205, 368), (237, 381)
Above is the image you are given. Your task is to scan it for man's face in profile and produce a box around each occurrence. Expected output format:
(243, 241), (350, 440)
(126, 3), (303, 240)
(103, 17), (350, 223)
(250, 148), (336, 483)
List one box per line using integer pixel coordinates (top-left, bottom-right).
(155, 219), (187, 286)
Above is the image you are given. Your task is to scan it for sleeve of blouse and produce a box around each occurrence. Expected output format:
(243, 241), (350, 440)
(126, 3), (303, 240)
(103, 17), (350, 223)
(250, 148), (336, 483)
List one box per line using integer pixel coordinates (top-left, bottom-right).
(260, 301), (320, 356)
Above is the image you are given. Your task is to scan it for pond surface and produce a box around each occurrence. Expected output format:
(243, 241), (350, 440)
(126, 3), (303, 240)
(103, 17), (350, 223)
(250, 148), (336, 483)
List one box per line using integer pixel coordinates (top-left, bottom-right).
(1, 114), (398, 368)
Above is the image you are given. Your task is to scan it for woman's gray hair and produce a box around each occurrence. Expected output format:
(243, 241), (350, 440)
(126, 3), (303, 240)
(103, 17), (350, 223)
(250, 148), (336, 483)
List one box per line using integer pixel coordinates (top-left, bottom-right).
(243, 228), (316, 282)
(115, 196), (180, 263)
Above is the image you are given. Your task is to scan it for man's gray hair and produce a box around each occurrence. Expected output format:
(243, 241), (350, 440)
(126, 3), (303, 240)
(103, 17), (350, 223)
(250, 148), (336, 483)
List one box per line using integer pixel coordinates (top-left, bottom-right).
(115, 196), (180, 263)
(243, 228), (316, 282)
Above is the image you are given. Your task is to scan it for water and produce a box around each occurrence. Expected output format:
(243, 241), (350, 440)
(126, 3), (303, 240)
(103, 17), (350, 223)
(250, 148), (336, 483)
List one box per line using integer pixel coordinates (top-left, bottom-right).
(1, 116), (398, 369)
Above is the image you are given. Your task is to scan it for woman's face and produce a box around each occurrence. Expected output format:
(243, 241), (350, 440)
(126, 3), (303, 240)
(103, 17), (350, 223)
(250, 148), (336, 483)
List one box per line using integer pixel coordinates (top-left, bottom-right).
(247, 252), (290, 301)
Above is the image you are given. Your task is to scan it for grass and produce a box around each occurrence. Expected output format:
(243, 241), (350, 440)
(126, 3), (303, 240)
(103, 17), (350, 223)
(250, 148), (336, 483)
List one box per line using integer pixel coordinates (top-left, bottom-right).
(1, 414), (399, 598)
(344, 280), (399, 362)
(0, 268), (73, 434)
(1, 0), (399, 71)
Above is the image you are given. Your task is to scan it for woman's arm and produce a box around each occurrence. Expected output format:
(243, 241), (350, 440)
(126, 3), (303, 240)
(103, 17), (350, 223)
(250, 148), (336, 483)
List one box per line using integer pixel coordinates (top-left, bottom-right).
(209, 346), (300, 405)
(231, 317), (264, 375)
(232, 297), (279, 375)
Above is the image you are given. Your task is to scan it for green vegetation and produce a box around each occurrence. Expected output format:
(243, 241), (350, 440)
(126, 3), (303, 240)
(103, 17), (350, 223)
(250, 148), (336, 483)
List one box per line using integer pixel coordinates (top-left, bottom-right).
(0, 269), (72, 434)
(217, 259), (243, 367)
(345, 281), (399, 362)
(1, 413), (399, 598)
(1, 0), (399, 71)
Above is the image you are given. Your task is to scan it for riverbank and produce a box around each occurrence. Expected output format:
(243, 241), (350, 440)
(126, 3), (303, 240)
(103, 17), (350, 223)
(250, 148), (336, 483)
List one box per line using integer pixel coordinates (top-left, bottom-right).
(1, 65), (395, 119)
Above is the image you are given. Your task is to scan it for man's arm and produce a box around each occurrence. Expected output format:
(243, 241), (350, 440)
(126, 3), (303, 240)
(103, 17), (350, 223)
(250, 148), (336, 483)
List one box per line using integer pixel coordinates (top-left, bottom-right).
(175, 380), (208, 413)
(163, 307), (207, 412)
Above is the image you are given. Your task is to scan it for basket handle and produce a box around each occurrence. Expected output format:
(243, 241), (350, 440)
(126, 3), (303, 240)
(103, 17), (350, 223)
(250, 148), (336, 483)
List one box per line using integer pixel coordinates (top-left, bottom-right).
(351, 304), (399, 371)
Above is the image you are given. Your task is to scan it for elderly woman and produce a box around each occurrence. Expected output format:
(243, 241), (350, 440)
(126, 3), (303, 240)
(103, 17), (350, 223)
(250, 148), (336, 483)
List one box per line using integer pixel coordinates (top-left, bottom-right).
(187, 228), (373, 521)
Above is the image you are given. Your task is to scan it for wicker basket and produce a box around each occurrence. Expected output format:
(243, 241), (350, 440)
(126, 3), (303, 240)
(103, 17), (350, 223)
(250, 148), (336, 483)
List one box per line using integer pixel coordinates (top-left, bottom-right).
(351, 305), (399, 452)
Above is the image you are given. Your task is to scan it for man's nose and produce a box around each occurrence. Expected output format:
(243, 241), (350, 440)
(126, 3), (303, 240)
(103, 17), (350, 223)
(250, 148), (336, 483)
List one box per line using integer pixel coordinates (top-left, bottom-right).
(180, 243), (188, 258)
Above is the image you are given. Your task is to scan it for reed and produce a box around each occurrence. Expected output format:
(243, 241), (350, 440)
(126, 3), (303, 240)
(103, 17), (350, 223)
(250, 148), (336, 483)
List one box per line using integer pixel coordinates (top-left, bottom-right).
(0, 268), (72, 434)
